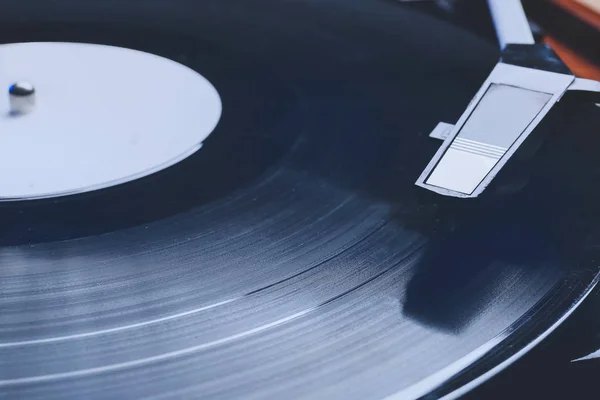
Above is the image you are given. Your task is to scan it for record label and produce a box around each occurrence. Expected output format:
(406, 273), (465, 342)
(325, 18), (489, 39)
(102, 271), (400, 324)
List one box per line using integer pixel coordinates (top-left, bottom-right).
(0, 42), (222, 201)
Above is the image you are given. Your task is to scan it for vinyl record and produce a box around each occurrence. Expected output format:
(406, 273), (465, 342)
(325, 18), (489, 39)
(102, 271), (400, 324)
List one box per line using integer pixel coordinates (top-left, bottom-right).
(0, 1), (599, 399)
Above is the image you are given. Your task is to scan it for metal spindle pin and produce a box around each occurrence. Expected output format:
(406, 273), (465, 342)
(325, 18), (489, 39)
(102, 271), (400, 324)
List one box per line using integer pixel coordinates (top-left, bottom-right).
(9, 82), (36, 115)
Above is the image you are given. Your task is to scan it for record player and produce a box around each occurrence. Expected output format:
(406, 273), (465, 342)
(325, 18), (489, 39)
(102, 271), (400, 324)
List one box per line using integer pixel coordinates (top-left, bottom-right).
(1, 0), (600, 399)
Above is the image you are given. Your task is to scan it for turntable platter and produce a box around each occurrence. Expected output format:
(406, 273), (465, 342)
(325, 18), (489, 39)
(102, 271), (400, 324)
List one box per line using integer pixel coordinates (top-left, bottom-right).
(0, 1), (598, 399)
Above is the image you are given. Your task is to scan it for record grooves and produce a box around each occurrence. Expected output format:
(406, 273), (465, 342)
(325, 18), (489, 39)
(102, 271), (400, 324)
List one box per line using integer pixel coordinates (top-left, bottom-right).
(0, 1), (599, 399)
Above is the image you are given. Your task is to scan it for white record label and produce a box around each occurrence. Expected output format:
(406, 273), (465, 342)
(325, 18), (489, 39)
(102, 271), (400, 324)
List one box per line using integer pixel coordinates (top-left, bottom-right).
(0, 42), (222, 200)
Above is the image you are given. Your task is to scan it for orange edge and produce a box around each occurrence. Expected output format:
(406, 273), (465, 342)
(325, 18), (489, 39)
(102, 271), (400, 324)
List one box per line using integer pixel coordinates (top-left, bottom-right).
(544, 36), (600, 81)
(551, 0), (600, 31)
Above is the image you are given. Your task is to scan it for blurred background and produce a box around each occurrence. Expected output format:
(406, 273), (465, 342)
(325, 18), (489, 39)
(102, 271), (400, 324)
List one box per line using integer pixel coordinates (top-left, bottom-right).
(405, 0), (600, 80)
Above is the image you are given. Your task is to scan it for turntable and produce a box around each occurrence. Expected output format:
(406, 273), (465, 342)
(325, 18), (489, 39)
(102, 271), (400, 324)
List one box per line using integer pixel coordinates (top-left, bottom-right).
(1, 0), (600, 399)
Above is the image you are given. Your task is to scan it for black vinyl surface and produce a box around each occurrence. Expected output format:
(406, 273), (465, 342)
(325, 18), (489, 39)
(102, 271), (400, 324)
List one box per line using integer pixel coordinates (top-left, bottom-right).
(0, 1), (599, 399)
